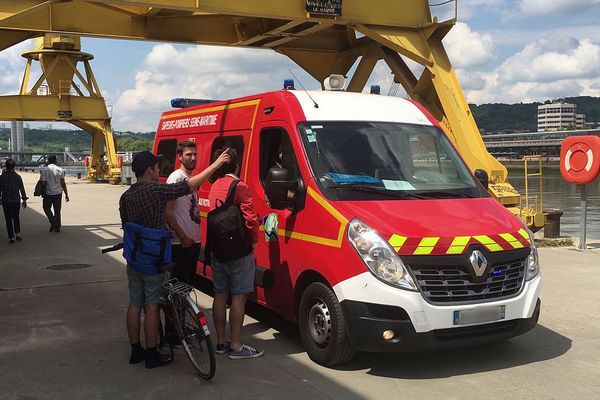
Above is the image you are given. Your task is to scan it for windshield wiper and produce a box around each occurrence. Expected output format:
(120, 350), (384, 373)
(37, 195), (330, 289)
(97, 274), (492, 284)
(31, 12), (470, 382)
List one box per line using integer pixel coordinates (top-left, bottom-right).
(326, 184), (427, 199)
(414, 190), (477, 199)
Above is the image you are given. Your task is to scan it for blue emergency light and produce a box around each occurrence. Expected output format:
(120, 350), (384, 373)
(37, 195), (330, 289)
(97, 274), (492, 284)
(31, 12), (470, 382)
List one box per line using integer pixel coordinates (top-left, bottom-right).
(170, 98), (219, 108)
(283, 79), (295, 90)
(370, 85), (381, 95)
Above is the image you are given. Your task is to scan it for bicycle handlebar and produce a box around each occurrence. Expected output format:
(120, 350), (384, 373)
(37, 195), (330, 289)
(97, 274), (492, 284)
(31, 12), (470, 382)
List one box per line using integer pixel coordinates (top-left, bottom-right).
(101, 242), (123, 254)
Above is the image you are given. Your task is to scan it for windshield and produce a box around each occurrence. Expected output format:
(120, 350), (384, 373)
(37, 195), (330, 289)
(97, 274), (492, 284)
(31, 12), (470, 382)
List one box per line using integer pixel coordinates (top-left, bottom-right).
(299, 121), (486, 201)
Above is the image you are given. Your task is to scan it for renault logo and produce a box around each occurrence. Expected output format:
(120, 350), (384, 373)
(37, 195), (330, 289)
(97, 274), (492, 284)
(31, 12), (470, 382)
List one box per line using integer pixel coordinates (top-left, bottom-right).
(469, 250), (488, 277)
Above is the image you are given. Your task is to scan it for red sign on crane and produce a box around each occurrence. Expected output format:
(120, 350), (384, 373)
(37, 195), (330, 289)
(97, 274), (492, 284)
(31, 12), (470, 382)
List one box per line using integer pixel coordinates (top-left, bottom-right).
(560, 136), (600, 184)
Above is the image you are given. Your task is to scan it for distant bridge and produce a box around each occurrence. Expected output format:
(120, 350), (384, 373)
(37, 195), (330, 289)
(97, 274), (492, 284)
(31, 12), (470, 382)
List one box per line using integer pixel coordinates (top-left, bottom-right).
(482, 129), (600, 159)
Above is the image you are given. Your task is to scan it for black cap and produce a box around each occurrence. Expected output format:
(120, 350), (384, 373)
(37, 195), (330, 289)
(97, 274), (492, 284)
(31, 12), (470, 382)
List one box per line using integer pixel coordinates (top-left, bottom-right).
(131, 151), (162, 175)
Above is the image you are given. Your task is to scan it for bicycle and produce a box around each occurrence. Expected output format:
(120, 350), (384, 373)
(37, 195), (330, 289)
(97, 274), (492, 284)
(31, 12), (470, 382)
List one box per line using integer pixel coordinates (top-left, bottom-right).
(102, 243), (216, 380)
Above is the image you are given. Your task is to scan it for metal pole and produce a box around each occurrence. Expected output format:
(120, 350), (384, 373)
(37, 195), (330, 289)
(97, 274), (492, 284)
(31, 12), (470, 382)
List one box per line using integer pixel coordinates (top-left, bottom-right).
(579, 184), (587, 250)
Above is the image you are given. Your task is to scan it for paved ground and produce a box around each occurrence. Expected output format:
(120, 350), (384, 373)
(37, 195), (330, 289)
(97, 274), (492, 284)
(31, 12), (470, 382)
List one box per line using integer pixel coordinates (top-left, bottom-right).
(1, 172), (599, 400)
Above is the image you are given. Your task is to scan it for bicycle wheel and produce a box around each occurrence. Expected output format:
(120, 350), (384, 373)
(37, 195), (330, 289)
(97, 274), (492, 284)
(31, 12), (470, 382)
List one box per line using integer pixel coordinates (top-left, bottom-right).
(180, 297), (216, 380)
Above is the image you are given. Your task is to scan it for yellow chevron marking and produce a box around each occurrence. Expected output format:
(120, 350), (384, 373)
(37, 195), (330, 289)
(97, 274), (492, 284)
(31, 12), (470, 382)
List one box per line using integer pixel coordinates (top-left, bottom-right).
(446, 236), (471, 255)
(499, 233), (525, 249)
(473, 235), (503, 252)
(517, 228), (531, 243)
(388, 234), (408, 252)
(413, 237), (439, 255)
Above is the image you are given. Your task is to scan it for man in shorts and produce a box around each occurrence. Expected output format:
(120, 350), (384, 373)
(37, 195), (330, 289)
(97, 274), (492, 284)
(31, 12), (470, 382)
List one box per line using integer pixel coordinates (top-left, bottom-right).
(208, 147), (263, 360)
(119, 149), (229, 368)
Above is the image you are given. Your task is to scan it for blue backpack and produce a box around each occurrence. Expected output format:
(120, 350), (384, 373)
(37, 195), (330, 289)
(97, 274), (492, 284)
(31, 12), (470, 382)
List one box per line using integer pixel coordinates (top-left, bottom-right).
(123, 222), (172, 275)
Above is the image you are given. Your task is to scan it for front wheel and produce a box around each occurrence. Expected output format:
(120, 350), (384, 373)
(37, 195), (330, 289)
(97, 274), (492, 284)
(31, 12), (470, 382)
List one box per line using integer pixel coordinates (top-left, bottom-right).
(298, 282), (355, 366)
(180, 298), (216, 380)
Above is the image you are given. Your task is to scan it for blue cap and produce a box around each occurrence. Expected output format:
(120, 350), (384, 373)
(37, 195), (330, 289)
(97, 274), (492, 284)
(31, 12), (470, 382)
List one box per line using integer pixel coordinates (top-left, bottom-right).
(131, 151), (163, 175)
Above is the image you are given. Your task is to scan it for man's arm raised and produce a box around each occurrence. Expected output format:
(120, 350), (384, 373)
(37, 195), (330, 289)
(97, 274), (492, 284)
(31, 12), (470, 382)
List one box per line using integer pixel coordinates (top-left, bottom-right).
(186, 149), (230, 191)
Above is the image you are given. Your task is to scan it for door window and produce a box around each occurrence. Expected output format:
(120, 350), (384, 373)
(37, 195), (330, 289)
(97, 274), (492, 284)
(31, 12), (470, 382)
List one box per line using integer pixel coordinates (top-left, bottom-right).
(156, 139), (177, 177)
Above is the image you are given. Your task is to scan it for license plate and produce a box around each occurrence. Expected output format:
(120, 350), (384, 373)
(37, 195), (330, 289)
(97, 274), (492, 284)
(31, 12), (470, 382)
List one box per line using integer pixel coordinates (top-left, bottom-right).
(453, 305), (505, 326)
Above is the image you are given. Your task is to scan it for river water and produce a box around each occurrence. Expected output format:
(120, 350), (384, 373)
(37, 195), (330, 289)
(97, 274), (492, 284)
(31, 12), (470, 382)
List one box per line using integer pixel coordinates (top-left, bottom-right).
(507, 166), (600, 240)
(64, 165), (599, 240)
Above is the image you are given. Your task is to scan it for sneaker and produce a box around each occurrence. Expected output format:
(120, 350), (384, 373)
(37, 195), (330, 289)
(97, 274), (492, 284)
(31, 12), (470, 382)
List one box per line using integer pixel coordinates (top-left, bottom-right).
(129, 346), (146, 364)
(228, 344), (264, 360)
(145, 348), (173, 369)
(215, 341), (231, 355)
(8, 238), (15, 244)
(15, 236), (22, 242)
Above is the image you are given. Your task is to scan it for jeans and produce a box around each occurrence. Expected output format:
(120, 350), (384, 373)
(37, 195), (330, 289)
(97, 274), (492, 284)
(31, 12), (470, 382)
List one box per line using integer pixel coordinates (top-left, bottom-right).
(2, 202), (20, 239)
(43, 193), (62, 230)
(172, 243), (201, 286)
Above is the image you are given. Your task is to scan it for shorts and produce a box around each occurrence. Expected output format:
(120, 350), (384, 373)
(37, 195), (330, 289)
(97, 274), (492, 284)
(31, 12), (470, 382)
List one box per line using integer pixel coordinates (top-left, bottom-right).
(126, 265), (165, 307)
(211, 252), (255, 295)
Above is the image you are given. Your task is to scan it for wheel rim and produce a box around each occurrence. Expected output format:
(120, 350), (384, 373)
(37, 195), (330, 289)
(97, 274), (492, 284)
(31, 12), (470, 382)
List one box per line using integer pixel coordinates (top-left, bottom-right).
(307, 298), (331, 347)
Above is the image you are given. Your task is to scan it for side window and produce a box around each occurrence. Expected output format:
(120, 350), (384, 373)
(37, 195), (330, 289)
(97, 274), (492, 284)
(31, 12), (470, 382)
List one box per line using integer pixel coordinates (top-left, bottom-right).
(210, 135), (245, 167)
(260, 127), (300, 185)
(156, 139), (177, 177)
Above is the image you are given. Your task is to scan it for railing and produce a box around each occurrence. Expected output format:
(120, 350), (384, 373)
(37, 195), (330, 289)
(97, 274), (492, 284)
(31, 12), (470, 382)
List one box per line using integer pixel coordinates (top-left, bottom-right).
(522, 155), (543, 220)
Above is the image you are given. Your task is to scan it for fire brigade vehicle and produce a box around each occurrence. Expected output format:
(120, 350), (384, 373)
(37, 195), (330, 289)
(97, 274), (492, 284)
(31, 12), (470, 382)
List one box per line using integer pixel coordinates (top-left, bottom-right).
(153, 80), (541, 366)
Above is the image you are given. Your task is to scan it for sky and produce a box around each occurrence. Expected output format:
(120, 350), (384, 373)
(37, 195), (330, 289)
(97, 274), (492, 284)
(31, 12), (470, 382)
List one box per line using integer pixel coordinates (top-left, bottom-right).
(1, 0), (600, 132)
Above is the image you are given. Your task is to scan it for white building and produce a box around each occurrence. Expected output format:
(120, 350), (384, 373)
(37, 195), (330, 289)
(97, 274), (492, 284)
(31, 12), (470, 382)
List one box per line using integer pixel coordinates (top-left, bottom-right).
(537, 102), (586, 131)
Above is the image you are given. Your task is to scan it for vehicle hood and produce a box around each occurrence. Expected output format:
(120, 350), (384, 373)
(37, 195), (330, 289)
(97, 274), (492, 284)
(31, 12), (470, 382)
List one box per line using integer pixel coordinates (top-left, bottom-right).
(336, 198), (529, 255)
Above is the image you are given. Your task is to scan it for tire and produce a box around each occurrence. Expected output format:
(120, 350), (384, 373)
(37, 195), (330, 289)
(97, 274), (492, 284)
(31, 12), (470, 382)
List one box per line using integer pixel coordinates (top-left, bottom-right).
(298, 282), (355, 366)
(180, 297), (216, 380)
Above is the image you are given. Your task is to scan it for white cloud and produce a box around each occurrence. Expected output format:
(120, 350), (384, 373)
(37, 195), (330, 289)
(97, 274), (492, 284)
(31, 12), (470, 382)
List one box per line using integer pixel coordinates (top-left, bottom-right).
(444, 22), (495, 68)
(518, 0), (600, 16)
(0, 40), (34, 94)
(112, 44), (318, 131)
(463, 37), (600, 104)
(498, 38), (600, 83)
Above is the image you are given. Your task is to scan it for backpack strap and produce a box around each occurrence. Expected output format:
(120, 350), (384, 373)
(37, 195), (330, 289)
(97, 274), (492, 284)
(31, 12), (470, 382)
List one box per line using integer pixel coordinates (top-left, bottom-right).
(223, 179), (240, 206)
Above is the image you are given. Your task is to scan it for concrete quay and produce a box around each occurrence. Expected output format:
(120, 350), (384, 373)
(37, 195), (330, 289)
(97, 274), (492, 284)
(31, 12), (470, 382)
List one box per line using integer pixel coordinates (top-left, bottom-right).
(1, 172), (599, 400)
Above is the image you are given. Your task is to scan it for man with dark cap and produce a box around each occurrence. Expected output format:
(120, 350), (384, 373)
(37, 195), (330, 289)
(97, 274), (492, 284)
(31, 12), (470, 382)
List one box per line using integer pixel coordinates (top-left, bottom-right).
(119, 149), (230, 369)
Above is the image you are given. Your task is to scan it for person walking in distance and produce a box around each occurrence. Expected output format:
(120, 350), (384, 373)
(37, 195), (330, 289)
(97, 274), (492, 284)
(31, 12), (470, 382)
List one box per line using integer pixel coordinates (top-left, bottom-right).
(120, 150), (230, 369)
(40, 155), (69, 232)
(0, 159), (28, 243)
(207, 147), (263, 359)
(165, 140), (201, 286)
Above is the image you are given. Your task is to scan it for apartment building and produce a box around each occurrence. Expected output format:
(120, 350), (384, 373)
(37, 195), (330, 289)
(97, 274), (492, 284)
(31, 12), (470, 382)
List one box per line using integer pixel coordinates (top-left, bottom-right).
(538, 101), (586, 131)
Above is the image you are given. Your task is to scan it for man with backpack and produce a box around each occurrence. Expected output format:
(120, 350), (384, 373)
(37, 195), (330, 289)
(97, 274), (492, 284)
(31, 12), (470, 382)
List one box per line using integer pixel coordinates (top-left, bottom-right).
(206, 147), (263, 359)
(119, 149), (229, 369)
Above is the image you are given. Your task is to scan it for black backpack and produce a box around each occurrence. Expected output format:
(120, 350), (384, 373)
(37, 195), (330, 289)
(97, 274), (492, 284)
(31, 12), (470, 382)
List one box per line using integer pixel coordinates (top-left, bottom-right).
(205, 179), (253, 263)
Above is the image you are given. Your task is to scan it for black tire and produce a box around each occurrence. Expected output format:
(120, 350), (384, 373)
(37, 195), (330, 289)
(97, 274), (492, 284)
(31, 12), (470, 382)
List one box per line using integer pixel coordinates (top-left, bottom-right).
(180, 297), (216, 380)
(298, 282), (355, 366)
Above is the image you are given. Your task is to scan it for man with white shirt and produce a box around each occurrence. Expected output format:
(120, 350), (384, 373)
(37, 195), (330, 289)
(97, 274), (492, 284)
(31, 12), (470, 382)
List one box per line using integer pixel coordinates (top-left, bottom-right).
(41, 155), (70, 232)
(165, 140), (201, 285)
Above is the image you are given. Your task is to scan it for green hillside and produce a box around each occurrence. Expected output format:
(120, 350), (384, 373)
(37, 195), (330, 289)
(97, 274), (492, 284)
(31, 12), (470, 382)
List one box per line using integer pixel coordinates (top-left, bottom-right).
(0, 129), (154, 152)
(470, 96), (600, 133)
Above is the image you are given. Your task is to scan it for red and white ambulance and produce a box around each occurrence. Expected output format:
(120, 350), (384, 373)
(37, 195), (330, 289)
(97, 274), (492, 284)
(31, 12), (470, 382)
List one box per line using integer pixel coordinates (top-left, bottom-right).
(153, 84), (541, 366)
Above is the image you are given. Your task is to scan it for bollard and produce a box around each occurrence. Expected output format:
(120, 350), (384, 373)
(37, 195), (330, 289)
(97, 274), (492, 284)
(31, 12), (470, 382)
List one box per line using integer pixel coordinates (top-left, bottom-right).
(126, 177), (132, 185)
(543, 208), (563, 239)
(76, 172), (82, 179)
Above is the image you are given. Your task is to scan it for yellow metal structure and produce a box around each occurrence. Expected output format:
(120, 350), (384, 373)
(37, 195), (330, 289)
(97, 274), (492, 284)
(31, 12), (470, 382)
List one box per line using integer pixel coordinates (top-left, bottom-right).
(0, 0), (543, 228)
(523, 156), (545, 230)
(0, 34), (120, 182)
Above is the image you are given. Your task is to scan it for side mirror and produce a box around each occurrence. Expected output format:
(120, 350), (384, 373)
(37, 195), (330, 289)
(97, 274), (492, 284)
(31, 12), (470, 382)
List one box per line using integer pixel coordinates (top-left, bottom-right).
(474, 169), (489, 190)
(265, 167), (297, 210)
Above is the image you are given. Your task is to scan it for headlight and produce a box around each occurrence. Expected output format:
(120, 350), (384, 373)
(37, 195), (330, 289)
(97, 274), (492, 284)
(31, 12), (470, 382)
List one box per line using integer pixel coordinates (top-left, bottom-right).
(347, 219), (417, 290)
(525, 228), (540, 281)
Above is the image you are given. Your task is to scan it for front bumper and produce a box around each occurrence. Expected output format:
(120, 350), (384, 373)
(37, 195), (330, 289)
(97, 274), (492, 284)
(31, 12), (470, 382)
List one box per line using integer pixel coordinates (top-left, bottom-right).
(341, 297), (541, 352)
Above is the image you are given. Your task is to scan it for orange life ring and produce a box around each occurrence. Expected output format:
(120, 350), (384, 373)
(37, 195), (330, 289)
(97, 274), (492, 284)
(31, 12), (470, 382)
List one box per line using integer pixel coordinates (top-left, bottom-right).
(560, 136), (600, 184)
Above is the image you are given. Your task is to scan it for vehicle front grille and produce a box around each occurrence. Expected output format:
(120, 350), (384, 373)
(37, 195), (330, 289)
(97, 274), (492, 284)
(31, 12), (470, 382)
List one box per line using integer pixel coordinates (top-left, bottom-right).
(409, 258), (527, 304)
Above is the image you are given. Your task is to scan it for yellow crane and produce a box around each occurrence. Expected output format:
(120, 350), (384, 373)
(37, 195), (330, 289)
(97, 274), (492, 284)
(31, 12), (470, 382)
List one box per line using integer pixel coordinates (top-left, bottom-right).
(0, 0), (544, 228)
(0, 34), (121, 183)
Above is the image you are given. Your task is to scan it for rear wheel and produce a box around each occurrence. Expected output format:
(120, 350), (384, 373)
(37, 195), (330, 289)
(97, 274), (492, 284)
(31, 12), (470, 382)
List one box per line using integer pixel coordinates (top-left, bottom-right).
(180, 297), (216, 380)
(298, 282), (355, 366)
